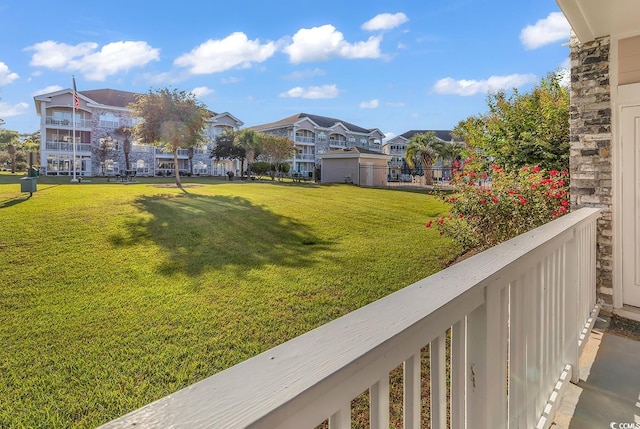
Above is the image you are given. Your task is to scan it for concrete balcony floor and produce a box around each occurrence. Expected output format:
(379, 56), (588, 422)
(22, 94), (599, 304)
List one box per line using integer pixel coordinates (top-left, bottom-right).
(553, 315), (640, 428)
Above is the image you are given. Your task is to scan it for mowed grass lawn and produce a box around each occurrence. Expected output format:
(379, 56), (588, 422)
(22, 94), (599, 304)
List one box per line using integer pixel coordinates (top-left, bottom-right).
(0, 174), (460, 428)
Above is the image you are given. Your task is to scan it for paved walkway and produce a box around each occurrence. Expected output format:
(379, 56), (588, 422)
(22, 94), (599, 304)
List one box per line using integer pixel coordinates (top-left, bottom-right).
(553, 315), (640, 428)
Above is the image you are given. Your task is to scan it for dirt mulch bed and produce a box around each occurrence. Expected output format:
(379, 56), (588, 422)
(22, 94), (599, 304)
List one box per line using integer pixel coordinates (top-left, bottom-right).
(607, 315), (640, 342)
(147, 184), (204, 188)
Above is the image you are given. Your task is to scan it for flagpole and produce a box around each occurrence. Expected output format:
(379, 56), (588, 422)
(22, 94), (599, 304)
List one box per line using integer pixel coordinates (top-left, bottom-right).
(71, 75), (79, 182)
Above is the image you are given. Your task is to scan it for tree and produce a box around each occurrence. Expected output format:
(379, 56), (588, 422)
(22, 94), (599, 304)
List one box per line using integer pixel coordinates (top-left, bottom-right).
(0, 129), (20, 173)
(256, 133), (295, 180)
(234, 129), (259, 178)
(431, 139), (465, 180)
(128, 88), (211, 187)
(405, 132), (439, 185)
(114, 126), (132, 171)
(250, 161), (271, 180)
(211, 130), (246, 171)
(453, 72), (569, 172)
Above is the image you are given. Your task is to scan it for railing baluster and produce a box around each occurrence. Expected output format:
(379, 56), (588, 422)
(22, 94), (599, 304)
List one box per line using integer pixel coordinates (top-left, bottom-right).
(486, 283), (508, 428)
(430, 333), (447, 429)
(370, 378), (389, 429)
(451, 319), (466, 429)
(403, 351), (421, 429)
(328, 402), (350, 429)
(509, 275), (528, 428)
(467, 301), (488, 429)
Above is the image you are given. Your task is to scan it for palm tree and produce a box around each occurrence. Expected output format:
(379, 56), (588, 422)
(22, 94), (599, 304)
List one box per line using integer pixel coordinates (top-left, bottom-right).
(114, 126), (132, 172)
(234, 129), (259, 178)
(405, 132), (439, 186)
(432, 139), (465, 180)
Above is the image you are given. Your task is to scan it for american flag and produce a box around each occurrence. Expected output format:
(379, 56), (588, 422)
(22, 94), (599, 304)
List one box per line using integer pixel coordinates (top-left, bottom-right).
(72, 76), (79, 108)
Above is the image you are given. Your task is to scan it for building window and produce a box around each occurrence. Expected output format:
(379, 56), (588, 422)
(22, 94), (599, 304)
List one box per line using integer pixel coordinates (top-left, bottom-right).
(99, 112), (120, 128)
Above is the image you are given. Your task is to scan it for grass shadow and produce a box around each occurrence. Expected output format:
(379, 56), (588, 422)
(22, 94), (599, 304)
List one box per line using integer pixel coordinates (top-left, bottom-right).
(109, 193), (330, 277)
(0, 194), (31, 209)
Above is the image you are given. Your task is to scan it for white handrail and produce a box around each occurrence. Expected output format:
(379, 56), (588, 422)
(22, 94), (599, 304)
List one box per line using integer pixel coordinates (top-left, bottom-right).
(99, 208), (600, 429)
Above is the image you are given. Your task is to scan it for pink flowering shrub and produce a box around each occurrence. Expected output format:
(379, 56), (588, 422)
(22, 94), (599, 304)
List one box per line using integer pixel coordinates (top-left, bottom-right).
(427, 162), (569, 250)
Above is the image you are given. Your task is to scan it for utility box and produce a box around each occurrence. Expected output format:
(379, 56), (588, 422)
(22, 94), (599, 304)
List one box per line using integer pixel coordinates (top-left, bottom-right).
(20, 177), (37, 194)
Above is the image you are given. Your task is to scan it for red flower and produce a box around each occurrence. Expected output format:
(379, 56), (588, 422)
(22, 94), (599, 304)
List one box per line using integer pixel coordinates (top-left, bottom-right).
(561, 200), (569, 207)
(531, 165), (540, 173)
(549, 169), (558, 177)
(482, 173), (488, 179)
(531, 184), (538, 189)
(561, 171), (568, 176)
(492, 197), (499, 203)
(425, 220), (433, 228)
(553, 211), (559, 217)
(479, 199), (486, 204)
(519, 198), (527, 205)
(508, 189), (516, 195)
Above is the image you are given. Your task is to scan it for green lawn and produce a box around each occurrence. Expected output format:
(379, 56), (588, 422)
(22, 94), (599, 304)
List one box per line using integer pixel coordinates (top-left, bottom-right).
(0, 174), (460, 428)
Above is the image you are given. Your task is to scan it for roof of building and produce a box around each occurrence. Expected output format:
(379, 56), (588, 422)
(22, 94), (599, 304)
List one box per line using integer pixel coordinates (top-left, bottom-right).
(319, 146), (391, 158)
(398, 130), (454, 141)
(79, 89), (139, 108)
(252, 112), (377, 135)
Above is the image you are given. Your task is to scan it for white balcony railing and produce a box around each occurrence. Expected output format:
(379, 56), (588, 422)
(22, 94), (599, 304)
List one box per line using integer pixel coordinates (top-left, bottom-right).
(46, 141), (92, 152)
(295, 136), (315, 144)
(45, 117), (92, 128)
(99, 207), (600, 429)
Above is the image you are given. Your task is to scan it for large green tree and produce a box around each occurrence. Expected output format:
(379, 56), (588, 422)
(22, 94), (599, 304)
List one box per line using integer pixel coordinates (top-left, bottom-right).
(256, 133), (295, 180)
(128, 88), (211, 187)
(405, 131), (439, 185)
(454, 72), (569, 172)
(211, 130), (246, 169)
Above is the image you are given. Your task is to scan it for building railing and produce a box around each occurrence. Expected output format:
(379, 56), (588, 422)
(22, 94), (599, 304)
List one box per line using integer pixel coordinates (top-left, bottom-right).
(295, 153), (315, 160)
(45, 117), (92, 128)
(45, 141), (92, 152)
(99, 207), (601, 429)
(295, 136), (315, 144)
(329, 139), (347, 147)
(157, 149), (189, 157)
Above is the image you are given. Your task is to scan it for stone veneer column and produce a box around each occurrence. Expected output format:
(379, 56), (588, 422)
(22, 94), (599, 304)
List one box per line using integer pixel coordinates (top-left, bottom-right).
(569, 34), (613, 309)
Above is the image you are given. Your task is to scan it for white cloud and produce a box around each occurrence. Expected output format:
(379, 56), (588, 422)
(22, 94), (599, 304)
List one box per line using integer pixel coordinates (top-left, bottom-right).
(520, 12), (571, 50)
(221, 76), (242, 84)
(191, 86), (214, 98)
(283, 68), (326, 80)
(359, 99), (379, 108)
(383, 131), (397, 141)
(0, 101), (29, 117)
(432, 73), (537, 96)
(279, 84), (340, 99)
(33, 85), (63, 96)
(362, 12), (408, 31)
(0, 62), (19, 85)
(25, 40), (160, 81)
(283, 25), (382, 63)
(557, 58), (571, 87)
(175, 32), (276, 74)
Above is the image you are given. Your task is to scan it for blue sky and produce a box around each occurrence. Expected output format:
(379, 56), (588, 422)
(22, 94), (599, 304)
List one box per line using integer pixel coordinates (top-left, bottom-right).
(0, 0), (571, 140)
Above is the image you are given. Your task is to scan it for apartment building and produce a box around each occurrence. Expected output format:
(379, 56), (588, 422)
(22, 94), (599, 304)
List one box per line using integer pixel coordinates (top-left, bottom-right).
(383, 129), (454, 179)
(251, 113), (385, 177)
(33, 88), (243, 177)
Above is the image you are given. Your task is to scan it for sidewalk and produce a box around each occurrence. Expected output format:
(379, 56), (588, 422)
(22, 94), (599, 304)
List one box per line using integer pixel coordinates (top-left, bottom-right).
(553, 315), (640, 428)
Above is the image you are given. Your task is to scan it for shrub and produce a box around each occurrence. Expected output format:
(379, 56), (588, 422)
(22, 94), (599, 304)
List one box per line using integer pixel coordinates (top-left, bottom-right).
(427, 162), (569, 250)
